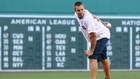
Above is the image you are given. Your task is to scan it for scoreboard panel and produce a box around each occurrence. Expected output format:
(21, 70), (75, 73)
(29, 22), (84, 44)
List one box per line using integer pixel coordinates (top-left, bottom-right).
(0, 15), (140, 70)
(0, 15), (87, 70)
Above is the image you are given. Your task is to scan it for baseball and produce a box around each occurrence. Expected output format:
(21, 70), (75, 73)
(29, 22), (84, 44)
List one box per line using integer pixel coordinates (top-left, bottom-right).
(106, 23), (111, 28)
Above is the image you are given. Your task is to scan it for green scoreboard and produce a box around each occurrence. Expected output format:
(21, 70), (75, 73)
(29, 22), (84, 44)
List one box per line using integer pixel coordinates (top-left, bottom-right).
(0, 15), (87, 70)
(0, 15), (140, 71)
(99, 16), (140, 70)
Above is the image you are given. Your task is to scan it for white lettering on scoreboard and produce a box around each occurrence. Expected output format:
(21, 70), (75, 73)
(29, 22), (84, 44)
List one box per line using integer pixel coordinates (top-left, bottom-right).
(3, 32), (9, 68)
(134, 27), (140, 68)
(49, 19), (75, 25)
(107, 40), (113, 64)
(12, 33), (24, 68)
(46, 33), (52, 68)
(55, 34), (66, 68)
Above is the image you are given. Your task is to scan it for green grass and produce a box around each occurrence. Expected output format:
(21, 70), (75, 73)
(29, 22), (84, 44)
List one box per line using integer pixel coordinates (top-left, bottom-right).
(0, 71), (140, 79)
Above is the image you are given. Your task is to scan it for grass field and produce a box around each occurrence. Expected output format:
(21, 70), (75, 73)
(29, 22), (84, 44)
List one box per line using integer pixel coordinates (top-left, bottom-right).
(0, 71), (140, 79)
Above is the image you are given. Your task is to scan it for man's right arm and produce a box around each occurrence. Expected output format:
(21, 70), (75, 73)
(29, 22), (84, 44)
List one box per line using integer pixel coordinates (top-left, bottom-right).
(89, 32), (96, 53)
(101, 22), (112, 29)
(92, 14), (112, 29)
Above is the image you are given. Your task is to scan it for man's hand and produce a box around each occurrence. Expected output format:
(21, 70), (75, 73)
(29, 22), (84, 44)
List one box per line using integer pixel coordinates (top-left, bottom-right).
(84, 50), (93, 57)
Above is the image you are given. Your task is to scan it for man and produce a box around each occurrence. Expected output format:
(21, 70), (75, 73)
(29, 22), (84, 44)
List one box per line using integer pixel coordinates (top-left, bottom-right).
(74, 1), (111, 79)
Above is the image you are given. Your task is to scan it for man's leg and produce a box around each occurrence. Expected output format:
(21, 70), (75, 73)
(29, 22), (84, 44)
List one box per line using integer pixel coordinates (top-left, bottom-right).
(90, 59), (98, 79)
(101, 59), (111, 79)
(89, 38), (109, 79)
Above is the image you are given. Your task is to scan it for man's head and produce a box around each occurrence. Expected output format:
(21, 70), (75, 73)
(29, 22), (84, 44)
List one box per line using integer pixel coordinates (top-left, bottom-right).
(74, 1), (85, 19)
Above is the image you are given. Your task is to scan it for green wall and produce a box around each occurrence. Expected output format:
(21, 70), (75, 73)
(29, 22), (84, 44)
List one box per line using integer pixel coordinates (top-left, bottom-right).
(0, 0), (140, 15)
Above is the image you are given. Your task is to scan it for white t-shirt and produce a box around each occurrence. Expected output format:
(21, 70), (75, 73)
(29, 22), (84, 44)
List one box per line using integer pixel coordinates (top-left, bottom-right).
(74, 9), (110, 43)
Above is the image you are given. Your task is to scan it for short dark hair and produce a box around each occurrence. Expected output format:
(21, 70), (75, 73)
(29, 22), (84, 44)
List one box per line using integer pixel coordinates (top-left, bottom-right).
(74, 1), (83, 6)
(74, 1), (83, 10)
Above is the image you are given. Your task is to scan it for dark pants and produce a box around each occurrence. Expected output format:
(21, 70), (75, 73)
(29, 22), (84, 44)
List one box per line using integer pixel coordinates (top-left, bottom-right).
(88, 38), (109, 62)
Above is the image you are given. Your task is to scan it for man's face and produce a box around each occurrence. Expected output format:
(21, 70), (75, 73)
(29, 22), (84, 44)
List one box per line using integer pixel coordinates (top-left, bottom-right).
(75, 5), (85, 18)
